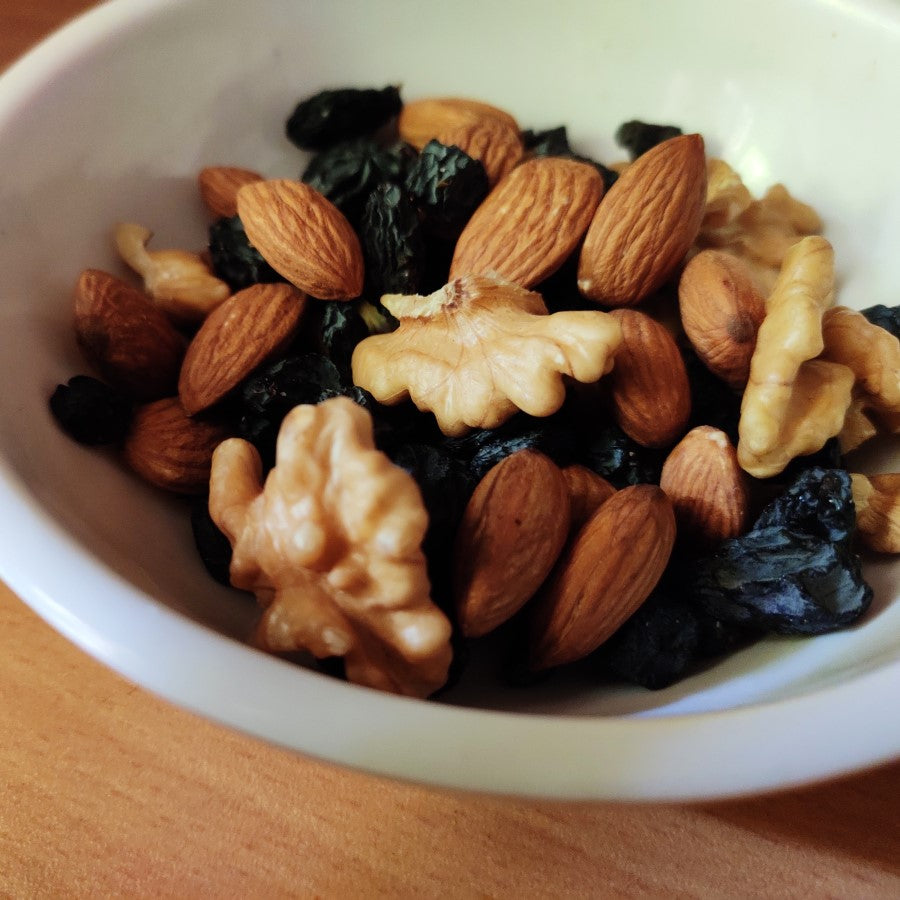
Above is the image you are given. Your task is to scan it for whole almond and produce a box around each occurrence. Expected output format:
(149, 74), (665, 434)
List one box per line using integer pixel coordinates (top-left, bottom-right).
(453, 449), (571, 638)
(398, 97), (523, 185)
(73, 269), (185, 401)
(561, 465), (616, 533)
(236, 179), (364, 300)
(530, 485), (676, 670)
(660, 425), (749, 547)
(122, 397), (230, 494)
(608, 309), (691, 448)
(577, 134), (707, 305)
(179, 283), (306, 415)
(450, 157), (604, 288)
(678, 249), (766, 389)
(198, 166), (264, 218)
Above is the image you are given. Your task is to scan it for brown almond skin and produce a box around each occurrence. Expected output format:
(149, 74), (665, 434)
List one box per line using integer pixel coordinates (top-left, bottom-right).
(577, 134), (707, 306)
(561, 465), (616, 534)
(660, 425), (749, 548)
(198, 166), (264, 218)
(453, 450), (571, 638)
(678, 250), (766, 389)
(122, 397), (230, 494)
(530, 485), (676, 670)
(608, 309), (691, 448)
(178, 283), (306, 414)
(450, 157), (604, 288)
(74, 269), (185, 401)
(236, 179), (364, 300)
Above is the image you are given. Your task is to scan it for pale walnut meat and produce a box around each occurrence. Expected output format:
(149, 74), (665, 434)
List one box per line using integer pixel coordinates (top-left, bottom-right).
(351, 274), (623, 437)
(701, 158), (754, 231)
(208, 396), (453, 698)
(851, 473), (900, 554)
(820, 305), (900, 452)
(737, 236), (854, 478)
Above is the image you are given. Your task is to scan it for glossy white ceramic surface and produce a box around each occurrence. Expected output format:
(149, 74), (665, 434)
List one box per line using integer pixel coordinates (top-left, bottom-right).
(0, 0), (897, 800)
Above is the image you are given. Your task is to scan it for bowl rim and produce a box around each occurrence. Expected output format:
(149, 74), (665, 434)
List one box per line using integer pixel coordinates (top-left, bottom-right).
(1, 0), (898, 802)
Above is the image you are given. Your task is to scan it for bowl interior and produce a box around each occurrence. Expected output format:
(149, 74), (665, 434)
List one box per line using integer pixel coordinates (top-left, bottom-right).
(0, 0), (898, 796)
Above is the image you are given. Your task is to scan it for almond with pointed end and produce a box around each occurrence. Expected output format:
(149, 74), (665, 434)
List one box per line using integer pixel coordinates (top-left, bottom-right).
(398, 97), (523, 185)
(660, 425), (749, 548)
(122, 397), (230, 494)
(578, 134), (707, 305)
(530, 485), (676, 670)
(450, 157), (604, 288)
(678, 249), (766, 389)
(608, 309), (691, 448)
(236, 179), (364, 299)
(561, 465), (616, 533)
(73, 269), (185, 401)
(198, 166), (264, 218)
(453, 450), (570, 638)
(179, 282), (306, 414)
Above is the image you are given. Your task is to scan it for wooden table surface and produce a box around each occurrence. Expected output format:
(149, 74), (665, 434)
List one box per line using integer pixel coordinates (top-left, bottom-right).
(1, 3), (899, 897)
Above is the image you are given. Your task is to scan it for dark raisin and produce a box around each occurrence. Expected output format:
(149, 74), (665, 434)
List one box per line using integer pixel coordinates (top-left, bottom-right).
(681, 347), (741, 443)
(522, 125), (619, 191)
(302, 138), (417, 227)
(189, 497), (233, 586)
(360, 182), (427, 297)
(49, 375), (133, 445)
(615, 120), (683, 159)
(208, 215), (283, 291)
(299, 300), (370, 378)
(285, 86), (402, 150)
(404, 140), (489, 239)
(859, 303), (900, 339)
(579, 424), (666, 487)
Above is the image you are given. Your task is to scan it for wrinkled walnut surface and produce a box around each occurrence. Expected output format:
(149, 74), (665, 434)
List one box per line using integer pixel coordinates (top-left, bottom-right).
(351, 274), (622, 436)
(208, 396), (452, 698)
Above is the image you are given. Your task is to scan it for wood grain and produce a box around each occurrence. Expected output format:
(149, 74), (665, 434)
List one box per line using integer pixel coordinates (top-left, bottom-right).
(1, 4), (899, 897)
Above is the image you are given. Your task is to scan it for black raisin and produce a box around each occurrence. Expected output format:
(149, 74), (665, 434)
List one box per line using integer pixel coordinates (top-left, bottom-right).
(189, 497), (233, 586)
(49, 375), (133, 445)
(302, 138), (417, 226)
(681, 347), (741, 443)
(615, 120), (683, 159)
(285, 86), (402, 150)
(404, 140), (489, 240)
(208, 215), (283, 291)
(580, 424), (666, 487)
(360, 182), (427, 297)
(859, 303), (900, 339)
(522, 125), (619, 191)
(299, 300), (370, 378)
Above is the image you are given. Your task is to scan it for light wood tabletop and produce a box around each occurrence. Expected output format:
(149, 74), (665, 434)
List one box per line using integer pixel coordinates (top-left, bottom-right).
(1, 2), (899, 897)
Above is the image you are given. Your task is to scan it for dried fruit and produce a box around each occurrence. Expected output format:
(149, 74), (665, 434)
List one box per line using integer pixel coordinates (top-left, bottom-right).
(530, 485), (676, 670)
(450, 156), (604, 289)
(453, 450), (571, 638)
(236, 179), (364, 300)
(48, 375), (133, 446)
(577, 134), (707, 305)
(178, 283), (306, 415)
(207, 215), (284, 292)
(615, 120), (683, 159)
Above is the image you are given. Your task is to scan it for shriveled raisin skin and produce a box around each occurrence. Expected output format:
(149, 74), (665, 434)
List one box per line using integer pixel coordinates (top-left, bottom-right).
(49, 375), (133, 445)
(580, 424), (666, 488)
(860, 303), (900, 339)
(405, 140), (489, 239)
(522, 125), (619, 191)
(208, 216), (283, 292)
(615, 120), (683, 159)
(285, 86), (402, 150)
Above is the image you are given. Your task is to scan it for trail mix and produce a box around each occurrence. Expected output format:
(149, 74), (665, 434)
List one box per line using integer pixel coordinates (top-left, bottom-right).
(50, 87), (900, 698)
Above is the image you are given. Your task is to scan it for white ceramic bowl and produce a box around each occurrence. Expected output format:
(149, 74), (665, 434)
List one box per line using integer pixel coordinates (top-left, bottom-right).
(1, 0), (898, 801)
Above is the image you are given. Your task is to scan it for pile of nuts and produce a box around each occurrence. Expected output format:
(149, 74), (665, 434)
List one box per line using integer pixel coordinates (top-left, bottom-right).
(53, 92), (900, 699)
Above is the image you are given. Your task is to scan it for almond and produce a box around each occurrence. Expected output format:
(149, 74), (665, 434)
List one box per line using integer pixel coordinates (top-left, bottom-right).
(398, 97), (523, 185)
(122, 397), (230, 494)
(236, 179), (364, 300)
(660, 425), (749, 547)
(530, 485), (676, 670)
(607, 309), (691, 448)
(178, 283), (306, 415)
(73, 269), (185, 401)
(449, 157), (604, 288)
(561, 465), (616, 533)
(577, 134), (707, 305)
(453, 450), (570, 638)
(678, 249), (766, 389)
(198, 166), (264, 218)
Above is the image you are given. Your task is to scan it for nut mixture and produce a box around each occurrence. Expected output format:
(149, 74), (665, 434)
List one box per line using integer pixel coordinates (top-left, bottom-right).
(49, 86), (900, 699)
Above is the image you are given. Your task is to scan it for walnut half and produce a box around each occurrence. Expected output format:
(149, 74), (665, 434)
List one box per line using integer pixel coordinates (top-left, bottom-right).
(208, 396), (452, 698)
